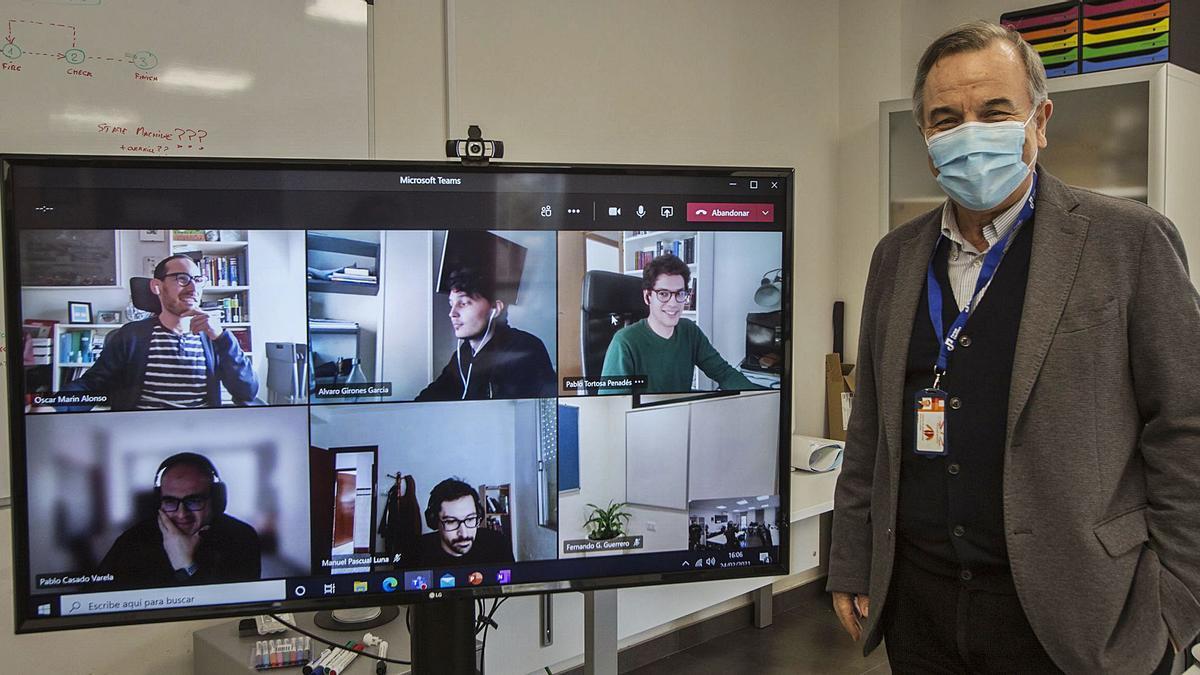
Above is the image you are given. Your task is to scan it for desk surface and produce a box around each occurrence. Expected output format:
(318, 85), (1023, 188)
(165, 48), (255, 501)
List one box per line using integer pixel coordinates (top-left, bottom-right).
(194, 612), (412, 675)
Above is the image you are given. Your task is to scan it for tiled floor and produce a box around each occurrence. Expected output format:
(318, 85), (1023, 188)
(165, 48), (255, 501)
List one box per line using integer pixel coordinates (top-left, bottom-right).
(628, 582), (891, 675)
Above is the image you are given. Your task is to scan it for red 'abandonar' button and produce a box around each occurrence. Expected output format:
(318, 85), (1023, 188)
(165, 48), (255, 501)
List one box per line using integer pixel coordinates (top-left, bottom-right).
(686, 202), (774, 222)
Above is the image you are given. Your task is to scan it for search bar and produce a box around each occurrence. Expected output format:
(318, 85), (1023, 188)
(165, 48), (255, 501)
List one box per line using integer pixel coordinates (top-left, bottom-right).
(60, 579), (285, 616)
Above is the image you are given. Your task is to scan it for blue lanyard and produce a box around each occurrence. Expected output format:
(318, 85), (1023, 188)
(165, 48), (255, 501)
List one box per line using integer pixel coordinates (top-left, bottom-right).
(927, 173), (1037, 384)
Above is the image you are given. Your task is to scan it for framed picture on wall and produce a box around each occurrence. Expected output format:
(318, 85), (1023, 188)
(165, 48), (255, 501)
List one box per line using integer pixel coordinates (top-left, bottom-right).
(20, 230), (122, 288)
(67, 301), (93, 325)
(139, 229), (165, 242)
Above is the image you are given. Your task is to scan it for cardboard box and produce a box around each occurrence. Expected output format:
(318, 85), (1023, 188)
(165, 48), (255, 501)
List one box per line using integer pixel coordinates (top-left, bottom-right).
(825, 353), (855, 441)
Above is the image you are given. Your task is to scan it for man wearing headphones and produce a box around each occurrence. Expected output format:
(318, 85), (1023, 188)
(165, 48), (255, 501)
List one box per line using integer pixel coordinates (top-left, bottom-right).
(417, 478), (514, 566)
(416, 267), (556, 401)
(98, 453), (261, 585)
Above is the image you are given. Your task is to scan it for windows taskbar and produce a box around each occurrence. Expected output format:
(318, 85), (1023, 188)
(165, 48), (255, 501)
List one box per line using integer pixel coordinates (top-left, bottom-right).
(32, 547), (782, 619)
(287, 546), (782, 601)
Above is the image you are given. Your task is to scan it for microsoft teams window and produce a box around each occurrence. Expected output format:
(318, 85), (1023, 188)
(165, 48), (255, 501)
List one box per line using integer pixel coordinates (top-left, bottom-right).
(4, 159), (792, 631)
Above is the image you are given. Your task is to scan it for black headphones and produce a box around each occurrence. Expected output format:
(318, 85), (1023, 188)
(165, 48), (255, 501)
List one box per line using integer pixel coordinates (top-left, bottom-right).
(154, 452), (227, 515)
(423, 479), (483, 531)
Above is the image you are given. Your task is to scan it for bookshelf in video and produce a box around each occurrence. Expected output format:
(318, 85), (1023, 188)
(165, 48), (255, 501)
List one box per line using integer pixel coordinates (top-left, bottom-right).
(8, 163), (789, 627)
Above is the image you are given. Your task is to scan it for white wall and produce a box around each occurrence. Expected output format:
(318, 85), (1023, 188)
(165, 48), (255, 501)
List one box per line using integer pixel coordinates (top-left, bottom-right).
(246, 230), (308, 391)
(709, 232), (784, 373)
(379, 230), (435, 398)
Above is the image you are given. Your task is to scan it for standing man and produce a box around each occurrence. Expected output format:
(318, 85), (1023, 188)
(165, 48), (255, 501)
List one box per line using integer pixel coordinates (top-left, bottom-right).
(828, 21), (1200, 674)
(416, 267), (556, 401)
(99, 453), (261, 585)
(601, 254), (759, 394)
(62, 253), (258, 409)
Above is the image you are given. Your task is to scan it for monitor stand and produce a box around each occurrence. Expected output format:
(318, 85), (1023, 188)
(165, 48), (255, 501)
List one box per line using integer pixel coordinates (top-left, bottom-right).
(410, 598), (480, 675)
(313, 606), (400, 631)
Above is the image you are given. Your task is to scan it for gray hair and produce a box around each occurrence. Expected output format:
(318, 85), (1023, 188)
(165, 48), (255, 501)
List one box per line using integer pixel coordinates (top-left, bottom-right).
(912, 20), (1048, 127)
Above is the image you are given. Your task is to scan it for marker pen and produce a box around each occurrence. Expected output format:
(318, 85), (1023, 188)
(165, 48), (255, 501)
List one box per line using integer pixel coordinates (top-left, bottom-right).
(326, 642), (366, 675)
(376, 640), (389, 675)
(315, 642), (355, 675)
(302, 647), (332, 675)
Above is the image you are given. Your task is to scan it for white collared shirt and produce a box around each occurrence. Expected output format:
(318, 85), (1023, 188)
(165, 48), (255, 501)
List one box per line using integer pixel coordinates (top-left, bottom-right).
(939, 177), (1035, 311)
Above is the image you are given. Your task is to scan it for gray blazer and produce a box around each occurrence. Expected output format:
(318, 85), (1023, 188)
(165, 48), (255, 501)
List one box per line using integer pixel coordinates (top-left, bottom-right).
(827, 170), (1200, 673)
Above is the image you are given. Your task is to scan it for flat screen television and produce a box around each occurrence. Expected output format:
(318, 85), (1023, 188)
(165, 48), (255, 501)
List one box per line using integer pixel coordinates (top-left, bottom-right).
(2, 156), (793, 639)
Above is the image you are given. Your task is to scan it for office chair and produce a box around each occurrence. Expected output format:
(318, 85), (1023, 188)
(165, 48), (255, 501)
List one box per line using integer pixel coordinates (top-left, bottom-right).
(130, 277), (161, 314)
(580, 270), (648, 379)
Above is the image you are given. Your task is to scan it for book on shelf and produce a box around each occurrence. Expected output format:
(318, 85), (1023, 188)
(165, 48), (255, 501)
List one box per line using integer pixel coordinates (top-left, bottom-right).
(194, 254), (244, 286)
(328, 266), (377, 284)
(228, 327), (252, 353)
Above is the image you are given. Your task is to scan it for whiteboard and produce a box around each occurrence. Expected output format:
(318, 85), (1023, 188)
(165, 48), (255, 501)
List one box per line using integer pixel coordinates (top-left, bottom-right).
(687, 392), (779, 501)
(625, 404), (690, 510)
(0, 0), (371, 502)
(0, 0), (369, 158)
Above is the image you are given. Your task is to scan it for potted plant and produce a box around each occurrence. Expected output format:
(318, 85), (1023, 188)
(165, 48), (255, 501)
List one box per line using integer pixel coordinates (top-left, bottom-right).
(584, 501), (632, 541)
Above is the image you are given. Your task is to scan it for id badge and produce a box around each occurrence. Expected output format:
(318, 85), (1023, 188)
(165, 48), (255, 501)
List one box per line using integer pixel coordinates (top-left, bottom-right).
(914, 388), (947, 456)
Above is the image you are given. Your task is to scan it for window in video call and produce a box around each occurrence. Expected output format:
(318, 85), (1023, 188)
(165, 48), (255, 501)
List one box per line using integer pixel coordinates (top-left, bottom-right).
(4, 160), (792, 630)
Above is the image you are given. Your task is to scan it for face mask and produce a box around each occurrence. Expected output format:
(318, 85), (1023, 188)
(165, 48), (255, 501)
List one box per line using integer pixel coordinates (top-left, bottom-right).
(926, 110), (1037, 211)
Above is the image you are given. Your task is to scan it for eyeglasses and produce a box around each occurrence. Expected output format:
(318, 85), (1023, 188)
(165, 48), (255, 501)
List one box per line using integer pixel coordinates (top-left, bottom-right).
(439, 514), (481, 531)
(160, 494), (210, 512)
(159, 272), (208, 288)
(650, 288), (690, 303)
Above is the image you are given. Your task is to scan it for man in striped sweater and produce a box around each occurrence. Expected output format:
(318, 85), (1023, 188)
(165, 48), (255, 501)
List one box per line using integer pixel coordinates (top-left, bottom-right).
(62, 254), (258, 410)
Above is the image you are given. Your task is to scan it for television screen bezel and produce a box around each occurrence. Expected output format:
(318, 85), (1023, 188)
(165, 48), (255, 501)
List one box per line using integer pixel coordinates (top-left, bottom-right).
(2, 154), (795, 634)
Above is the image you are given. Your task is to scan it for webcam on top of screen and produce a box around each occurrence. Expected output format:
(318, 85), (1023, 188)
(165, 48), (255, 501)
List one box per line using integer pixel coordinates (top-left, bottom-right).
(446, 125), (504, 166)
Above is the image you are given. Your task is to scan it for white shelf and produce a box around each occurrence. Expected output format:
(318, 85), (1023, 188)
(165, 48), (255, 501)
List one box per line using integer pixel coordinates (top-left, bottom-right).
(59, 323), (123, 329)
(172, 240), (249, 254)
(203, 285), (249, 293)
(624, 230), (696, 246)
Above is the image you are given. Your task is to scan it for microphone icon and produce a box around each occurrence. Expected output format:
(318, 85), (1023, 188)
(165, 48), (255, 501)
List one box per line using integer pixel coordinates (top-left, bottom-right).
(636, 205), (646, 218)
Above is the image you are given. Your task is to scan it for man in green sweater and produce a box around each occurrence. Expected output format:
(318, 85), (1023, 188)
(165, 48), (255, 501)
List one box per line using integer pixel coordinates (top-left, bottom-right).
(601, 253), (759, 394)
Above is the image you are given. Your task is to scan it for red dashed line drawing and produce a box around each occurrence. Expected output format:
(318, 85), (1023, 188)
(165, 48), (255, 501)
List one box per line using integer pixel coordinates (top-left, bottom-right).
(3, 18), (157, 70)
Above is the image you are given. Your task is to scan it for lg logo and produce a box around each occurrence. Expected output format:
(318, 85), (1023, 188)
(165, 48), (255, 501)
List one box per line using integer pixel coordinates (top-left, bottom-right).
(428, 591), (443, 599)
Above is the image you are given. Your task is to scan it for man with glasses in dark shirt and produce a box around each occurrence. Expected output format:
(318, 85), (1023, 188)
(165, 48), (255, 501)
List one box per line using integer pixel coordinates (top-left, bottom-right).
(61, 254), (258, 410)
(601, 253), (758, 394)
(98, 453), (261, 585)
(416, 478), (514, 566)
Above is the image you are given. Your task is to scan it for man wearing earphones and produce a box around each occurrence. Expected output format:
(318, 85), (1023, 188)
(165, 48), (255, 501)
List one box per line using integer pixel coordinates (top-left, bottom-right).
(416, 267), (556, 401)
(416, 478), (514, 566)
(98, 453), (261, 586)
(60, 253), (258, 410)
(828, 21), (1200, 674)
